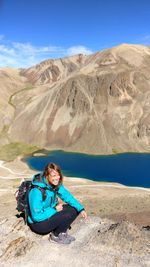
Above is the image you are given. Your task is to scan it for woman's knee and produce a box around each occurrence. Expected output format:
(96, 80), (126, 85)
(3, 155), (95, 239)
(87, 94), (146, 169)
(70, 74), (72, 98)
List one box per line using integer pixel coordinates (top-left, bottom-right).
(68, 206), (79, 218)
(62, 206), (78, 219)
(63, 204), (77, 212)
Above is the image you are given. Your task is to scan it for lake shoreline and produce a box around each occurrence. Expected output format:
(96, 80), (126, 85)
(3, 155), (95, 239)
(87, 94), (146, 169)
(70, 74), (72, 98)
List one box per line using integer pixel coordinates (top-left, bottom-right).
(0, 157), (150, 227)
(32, 147), (150, 157)
(25, 150), (150, 188)
(1, 146), (150, 187)
(0, 158), (150, 191)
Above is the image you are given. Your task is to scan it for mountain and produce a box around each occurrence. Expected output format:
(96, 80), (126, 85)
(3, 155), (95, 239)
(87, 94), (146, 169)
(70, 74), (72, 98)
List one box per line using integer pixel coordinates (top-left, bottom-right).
(1, 43), (150, 154)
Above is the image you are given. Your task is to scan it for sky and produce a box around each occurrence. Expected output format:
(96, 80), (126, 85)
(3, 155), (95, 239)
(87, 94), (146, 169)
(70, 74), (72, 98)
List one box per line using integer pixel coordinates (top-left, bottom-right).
(0, 0), (150, 68)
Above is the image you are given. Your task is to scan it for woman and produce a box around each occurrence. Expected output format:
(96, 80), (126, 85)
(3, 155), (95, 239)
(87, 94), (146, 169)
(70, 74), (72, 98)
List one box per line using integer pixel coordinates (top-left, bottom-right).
(28, 162), (87, 244)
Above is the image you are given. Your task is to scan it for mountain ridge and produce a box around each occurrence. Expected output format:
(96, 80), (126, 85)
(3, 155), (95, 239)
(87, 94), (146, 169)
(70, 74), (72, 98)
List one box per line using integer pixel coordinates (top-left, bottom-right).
(0, 43), (150, 155)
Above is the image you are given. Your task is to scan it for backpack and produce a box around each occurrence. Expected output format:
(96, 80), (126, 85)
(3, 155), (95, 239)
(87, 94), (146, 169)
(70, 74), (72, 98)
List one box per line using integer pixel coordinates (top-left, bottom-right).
(15, 174), (47, 224)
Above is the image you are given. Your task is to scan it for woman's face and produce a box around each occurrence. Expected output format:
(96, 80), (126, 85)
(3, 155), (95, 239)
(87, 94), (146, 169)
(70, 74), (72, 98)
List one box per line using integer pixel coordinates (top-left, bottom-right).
(47, 169), (60, 186)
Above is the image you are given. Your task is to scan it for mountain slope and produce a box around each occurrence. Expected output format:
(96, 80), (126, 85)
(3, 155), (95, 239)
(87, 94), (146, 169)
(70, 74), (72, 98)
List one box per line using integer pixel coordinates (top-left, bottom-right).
(1, 44), (150, 154)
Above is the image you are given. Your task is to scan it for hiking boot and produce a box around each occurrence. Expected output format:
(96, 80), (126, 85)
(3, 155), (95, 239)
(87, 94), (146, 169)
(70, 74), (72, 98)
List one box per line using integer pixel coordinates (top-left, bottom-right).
(66, 232), (76, 241)
(49, 232), (71, 245)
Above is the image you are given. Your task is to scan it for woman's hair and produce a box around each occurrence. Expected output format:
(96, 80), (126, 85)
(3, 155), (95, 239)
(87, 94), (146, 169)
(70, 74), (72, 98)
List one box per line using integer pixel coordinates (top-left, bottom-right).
(43, 162), (63, 188)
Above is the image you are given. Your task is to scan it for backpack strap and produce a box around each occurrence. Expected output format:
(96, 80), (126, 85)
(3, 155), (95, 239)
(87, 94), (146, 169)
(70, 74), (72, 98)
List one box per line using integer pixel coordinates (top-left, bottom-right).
(31, 173), (47, 201)
(31, 185), (47, 201)
(25, 185), (47, 225)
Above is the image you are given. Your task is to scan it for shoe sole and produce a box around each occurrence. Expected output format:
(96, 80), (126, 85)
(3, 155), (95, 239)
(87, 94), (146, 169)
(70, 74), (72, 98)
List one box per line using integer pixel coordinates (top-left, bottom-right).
(49, 237), (71, 245)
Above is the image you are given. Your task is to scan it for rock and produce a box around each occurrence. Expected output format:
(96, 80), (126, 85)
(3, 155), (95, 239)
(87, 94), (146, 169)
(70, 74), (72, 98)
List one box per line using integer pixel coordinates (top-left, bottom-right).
(0, 215), (150, 267)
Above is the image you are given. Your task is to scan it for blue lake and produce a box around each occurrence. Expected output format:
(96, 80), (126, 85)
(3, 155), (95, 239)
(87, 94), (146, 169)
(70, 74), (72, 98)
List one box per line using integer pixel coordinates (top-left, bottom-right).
(25, 150), (150, 188)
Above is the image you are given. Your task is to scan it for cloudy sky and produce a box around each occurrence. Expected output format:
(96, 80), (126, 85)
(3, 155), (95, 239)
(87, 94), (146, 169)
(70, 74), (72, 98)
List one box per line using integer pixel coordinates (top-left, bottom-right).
(0, 0), (150, 68)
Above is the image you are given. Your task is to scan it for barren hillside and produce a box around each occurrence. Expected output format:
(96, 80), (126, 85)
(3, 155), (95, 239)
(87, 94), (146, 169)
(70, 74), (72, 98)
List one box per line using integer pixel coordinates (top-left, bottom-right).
(0, 44), (150, 154)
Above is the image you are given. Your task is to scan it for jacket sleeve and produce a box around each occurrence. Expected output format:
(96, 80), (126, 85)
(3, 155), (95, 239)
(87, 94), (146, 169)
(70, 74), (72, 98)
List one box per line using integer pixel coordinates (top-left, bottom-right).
(28, 188), (57, 222)
(57, 184), (84, 213)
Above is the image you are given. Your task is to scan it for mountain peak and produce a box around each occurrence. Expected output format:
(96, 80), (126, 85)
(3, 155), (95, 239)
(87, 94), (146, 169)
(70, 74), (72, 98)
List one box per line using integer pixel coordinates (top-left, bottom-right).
(1, 43), (150, 154)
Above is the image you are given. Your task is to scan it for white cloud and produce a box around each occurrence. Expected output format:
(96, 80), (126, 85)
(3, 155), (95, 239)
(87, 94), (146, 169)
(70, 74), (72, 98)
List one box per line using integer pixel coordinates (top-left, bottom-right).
(0, 36), (93, 68)
(12, 42), (65, 55)
(0, 45), (16, 56)
(67, 45), (93, 56)
(0, 54), (18, 67)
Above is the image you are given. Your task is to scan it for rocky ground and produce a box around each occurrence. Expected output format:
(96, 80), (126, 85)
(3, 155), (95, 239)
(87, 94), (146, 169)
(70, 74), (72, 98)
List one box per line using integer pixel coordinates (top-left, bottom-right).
(0, 215), (150, 267)
(0, 158), (150, 266)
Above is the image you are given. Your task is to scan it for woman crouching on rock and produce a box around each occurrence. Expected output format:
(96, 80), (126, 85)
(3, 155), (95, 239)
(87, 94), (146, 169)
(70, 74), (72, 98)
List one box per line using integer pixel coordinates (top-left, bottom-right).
(28, 162), (87, 244)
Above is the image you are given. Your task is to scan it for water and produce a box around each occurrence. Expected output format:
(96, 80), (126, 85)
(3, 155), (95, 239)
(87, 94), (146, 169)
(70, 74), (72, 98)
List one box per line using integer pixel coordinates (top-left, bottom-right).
(25, 150), (150, 188)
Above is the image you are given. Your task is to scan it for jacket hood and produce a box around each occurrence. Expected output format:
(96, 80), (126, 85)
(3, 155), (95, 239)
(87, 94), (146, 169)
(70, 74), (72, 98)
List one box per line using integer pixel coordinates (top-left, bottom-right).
(32, 173), (52, 189)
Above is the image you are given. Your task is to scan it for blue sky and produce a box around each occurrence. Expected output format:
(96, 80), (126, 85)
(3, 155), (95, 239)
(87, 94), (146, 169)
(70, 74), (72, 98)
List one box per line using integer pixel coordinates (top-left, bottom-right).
(0, 0), (150, 67)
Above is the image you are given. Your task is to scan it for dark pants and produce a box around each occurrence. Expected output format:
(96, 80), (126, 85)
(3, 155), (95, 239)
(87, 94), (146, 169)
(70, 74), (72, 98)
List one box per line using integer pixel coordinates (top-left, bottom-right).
(29, 204), (79, 235)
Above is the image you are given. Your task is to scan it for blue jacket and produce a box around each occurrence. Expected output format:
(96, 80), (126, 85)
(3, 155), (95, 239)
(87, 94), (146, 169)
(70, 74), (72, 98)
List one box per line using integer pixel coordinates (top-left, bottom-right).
(28, 174), (84, 224)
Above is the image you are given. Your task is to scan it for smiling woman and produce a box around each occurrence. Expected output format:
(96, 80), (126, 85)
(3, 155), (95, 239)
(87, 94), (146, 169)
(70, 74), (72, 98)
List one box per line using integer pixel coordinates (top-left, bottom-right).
(47, 170), (61, 186)
(43, 162), (63, 187)
(28, 162), (87, 245)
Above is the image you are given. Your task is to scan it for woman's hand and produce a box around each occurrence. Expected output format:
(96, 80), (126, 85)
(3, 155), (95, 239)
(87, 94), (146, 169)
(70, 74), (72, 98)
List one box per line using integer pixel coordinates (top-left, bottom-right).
(80, 210), (88, 219)
(55, 203), (63, 212)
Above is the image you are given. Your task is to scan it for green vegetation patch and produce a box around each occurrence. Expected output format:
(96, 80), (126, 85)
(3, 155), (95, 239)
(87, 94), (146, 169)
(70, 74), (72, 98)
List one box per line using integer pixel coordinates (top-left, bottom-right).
(8, 84), (34, 109)
(0, 142), (39, 161)
(112, 148), (120, 154)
